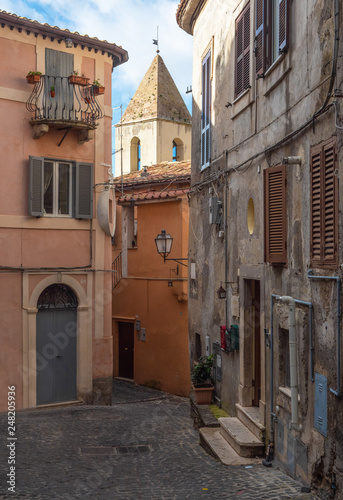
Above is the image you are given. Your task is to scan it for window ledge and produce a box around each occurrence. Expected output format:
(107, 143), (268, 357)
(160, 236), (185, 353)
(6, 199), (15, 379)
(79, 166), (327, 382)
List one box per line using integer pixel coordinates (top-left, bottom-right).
(231, 88), (254, 120)
(279, 386), (300, 401)
(262, 53), (291, 97)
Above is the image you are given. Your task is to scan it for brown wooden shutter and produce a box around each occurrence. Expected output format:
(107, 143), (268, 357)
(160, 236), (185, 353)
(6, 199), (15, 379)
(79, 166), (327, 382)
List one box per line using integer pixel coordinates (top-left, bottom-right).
(255, 0), (265, 77)
(311, 138), (338, 267)
(264, 165), (287, 264)
(235, 3), (250, 98)
(310, 137), (338, 268)
(278, 0), (289, 53)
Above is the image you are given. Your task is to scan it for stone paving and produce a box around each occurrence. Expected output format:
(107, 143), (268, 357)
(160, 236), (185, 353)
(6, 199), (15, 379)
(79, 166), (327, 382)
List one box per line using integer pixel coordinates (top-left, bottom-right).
(0, 380), (325, 499)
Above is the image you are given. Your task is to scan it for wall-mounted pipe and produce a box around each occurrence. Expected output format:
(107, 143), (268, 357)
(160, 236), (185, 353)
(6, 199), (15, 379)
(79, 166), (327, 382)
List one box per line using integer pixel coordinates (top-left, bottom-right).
(308, 270), (341, 397)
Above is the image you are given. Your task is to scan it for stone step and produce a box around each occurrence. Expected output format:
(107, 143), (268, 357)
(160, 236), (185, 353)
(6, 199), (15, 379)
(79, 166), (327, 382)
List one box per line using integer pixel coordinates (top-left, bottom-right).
(199, 427), (262, 466)
(219, 417), (265, 458)
(236, 404), (265, 441)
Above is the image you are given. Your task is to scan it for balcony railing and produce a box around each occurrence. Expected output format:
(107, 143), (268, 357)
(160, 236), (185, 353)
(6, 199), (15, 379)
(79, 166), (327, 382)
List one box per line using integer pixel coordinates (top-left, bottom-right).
(26, 75), (104, 128)
(112, 252), (122, 289)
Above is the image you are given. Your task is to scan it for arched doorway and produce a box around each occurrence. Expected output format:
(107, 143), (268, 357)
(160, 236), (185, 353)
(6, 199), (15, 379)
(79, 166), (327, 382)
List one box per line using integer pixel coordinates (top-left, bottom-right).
(36, 284), (78, 405)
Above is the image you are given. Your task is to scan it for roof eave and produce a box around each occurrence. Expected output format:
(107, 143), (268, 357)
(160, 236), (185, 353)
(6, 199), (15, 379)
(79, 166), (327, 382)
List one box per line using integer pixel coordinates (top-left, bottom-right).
(176, 0), (205, 35)
(0, 10), (128, 67)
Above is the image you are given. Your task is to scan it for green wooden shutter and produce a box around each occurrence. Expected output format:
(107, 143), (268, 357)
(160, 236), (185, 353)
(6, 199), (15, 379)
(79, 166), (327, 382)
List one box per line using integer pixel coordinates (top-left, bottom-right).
(264, 165), (287, 264)
(45, 49), (74, 120)
(29, 156), (44, 217)
(75, 162), (93, 219)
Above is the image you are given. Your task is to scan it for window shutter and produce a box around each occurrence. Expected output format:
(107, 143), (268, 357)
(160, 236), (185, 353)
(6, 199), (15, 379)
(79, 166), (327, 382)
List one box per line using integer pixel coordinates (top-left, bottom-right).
(29, 156), (44, 217)
(311, 138), (338, 267)
(278, 0), (289, 53)
(201, 51), (211, 169)
(75, 162), (93, 219)
(235, 4), (250, 98)
(255, 0), (265, 77)
(264, 165), (287, 264)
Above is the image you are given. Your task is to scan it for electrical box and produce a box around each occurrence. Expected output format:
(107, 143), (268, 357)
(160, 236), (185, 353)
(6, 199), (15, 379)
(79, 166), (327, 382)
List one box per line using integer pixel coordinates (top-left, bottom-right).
(205, 335), (211, 355)
(221, 324), (239, 352)
(140, 328), (146, 342)
(209, 197), (222, 224)
(230, 324), (239, 351)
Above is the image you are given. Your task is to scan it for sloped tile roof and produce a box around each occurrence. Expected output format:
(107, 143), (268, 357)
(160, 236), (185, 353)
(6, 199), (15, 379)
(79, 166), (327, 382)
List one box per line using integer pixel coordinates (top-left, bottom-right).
(114, 160), (191, 203)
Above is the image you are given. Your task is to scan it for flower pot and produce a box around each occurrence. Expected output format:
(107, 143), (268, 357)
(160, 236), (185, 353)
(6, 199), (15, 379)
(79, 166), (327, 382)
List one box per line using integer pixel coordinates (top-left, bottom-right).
(68, 75), (90, 86)
(26, 74), (41, 84)
(50, 91), (55, 98)
(93, 85), (105, 95)
(193, 385), (214, 405)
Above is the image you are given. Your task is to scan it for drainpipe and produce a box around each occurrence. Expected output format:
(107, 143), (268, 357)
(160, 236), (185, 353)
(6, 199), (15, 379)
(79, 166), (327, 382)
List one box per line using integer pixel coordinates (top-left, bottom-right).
(308, 270), (341, 397)
(279, 296), (302, 431)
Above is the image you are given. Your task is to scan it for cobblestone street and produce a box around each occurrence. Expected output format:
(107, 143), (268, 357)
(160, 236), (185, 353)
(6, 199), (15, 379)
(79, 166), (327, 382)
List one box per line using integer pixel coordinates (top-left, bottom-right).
(0, 381), (323, 499)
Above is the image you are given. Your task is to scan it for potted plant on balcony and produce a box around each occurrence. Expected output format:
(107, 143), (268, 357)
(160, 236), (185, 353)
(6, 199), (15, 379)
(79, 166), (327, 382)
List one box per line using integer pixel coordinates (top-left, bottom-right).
(68, 70), (89, 86)
(50, 85), (55, 98)
(92, 79), (105, 95)
(26, 71), (42, 84)
(191, 355), (214, 405)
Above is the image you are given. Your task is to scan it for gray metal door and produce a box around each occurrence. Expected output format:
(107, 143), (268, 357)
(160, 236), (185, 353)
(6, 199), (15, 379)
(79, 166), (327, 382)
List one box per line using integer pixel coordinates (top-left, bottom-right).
(36, 284), (77, 405)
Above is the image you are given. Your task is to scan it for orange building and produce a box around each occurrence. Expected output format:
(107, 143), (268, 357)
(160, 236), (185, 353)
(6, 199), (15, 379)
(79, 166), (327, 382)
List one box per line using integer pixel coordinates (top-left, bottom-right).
(112, 161), (191, 396)
(0, 11), (127, 410)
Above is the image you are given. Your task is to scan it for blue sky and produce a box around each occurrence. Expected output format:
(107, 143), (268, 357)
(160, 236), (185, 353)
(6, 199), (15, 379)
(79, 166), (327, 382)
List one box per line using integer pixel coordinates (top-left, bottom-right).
(2, 0), (193, 173)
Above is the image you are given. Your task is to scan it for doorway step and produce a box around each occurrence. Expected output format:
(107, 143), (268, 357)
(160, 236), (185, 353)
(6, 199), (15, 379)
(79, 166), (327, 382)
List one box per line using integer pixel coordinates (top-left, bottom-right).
(199, 404), (265, 464)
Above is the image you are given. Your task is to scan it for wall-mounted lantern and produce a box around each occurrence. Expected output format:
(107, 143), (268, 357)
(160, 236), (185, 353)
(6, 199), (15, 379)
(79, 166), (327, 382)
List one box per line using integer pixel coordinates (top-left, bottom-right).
(217, 284), (227, 299)
(155, 229), (188, 267)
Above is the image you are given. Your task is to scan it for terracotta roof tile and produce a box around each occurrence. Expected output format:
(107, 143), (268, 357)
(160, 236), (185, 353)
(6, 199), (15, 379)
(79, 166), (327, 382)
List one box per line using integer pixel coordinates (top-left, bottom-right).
(118, 188), (189, 204)
(114, 160), (191, 188)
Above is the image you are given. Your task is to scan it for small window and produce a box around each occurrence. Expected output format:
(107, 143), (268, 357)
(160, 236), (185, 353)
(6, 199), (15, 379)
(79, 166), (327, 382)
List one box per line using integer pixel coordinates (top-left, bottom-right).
(255, 0), (289, 77)
(201, 50), (211, 170)
(130, 137), (141, 172)
(279, 327), (290, 389)
(172, 138), (184, 161)
(235, 2), (251, 98)
(310, 137), (338, 268)
(264, 164), (287, 264)
(29, 156), (93, 219)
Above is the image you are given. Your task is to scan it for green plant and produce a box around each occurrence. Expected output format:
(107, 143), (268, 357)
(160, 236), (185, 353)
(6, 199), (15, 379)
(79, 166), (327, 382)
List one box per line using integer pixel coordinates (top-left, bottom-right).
(93, 79), (101, 86)
(71, 70), (79, 76)
(27, 71), (42, 76)
(191, 355), (214, 387)
(50, 85), (55, 92)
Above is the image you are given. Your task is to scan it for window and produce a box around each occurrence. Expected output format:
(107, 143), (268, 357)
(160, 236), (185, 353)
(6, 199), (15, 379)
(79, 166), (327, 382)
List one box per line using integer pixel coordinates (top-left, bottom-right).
(279, 328), (290, 389)
(255, 0), (289, 76)
(201, 50), (211, 169)
(235, 3), (250, 98)
(172, 138), (184, 161)
(310, 137), (338, 268)
(264, 164), (287, 264)
(130, 137), (141, 172)
(29, 156), (93, 219)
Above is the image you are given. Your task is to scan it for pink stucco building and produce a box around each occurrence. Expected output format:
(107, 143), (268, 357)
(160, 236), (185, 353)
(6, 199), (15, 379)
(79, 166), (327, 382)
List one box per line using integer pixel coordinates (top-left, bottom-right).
(0, 10), (128, 410)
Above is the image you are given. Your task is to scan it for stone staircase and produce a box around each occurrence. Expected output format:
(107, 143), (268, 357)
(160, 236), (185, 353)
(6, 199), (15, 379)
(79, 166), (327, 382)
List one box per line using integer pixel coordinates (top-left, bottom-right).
(199, 403), (266, 465)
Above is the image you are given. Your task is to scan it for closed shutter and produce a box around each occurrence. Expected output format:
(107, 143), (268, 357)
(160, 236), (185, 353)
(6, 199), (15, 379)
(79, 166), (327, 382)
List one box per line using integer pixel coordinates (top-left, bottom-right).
(278, 0), (288, 53)
(255, 0), (264, 77)
(45, 49), (74, 120)
(29, 156), (44, 217)
(235, 3), (250, 98)
(310, 138), (338, 267)
(264, 165), (287, 264)
(201, 51), (211, 169)
(75, 163), (93, 219)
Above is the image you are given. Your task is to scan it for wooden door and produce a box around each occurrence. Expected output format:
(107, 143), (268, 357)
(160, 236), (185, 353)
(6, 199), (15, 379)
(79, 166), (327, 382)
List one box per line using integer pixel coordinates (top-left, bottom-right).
(118, 322), (134, 379)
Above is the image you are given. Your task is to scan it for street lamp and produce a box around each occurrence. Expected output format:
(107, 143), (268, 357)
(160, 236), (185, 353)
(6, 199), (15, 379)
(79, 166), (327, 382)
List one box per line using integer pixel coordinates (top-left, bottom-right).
(155, 229), (188, 267)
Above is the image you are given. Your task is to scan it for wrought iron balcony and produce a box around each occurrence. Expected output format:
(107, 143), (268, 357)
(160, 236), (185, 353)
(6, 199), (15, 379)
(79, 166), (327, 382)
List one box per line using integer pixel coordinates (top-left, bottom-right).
(26, 75), (104, 135)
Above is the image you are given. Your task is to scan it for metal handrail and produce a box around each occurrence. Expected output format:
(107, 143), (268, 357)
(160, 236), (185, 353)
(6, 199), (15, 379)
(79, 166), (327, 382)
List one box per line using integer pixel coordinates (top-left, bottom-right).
(112, 252), (122, 289)
(26, 75), (104, 126)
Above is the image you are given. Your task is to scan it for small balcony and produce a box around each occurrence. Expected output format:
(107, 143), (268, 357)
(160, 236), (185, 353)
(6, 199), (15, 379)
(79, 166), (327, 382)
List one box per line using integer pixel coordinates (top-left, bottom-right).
(26, 75), (105, 142)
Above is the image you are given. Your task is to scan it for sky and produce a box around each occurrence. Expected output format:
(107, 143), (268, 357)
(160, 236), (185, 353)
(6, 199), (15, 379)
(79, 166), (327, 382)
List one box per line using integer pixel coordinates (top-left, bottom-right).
(2, 0), (193, 174)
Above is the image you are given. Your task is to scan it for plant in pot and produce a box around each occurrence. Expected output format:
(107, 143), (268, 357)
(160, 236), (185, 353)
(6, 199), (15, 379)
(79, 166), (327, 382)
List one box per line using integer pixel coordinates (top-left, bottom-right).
(50, 85), (55, 98)
(191, 354), (214, 405)
(26, 71), (42, 84)
(68, 70), (89, 86)
(92, 78), (105, 95)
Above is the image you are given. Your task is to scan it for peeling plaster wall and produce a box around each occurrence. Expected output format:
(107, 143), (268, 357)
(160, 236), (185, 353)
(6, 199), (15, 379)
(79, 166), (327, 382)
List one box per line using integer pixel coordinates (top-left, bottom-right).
(187, 0), (343, 491)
